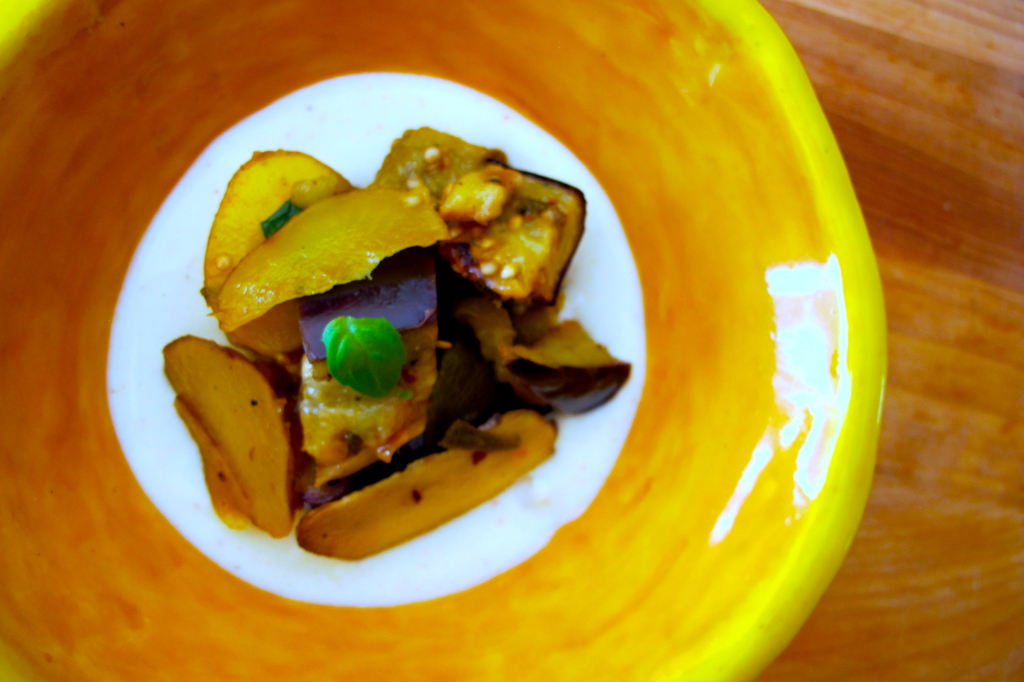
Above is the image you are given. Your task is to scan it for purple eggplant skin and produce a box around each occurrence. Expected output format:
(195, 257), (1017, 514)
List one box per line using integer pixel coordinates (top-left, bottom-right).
(301, 478), (352, 507)
(516, 165), (589, 303)
(299, 248), (437, 360)
(300, 435), (427, 508)
(505, 359), (631, 414)
(437, 167), (585, 306)
(498, 164), (586, 306)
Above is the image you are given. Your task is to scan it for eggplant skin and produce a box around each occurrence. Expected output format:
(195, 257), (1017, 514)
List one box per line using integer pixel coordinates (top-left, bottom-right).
(500, 165), (586, 306)
(505, 359), (631, 414)
(437, 164), (586, 305)
(298, 248), (437, 361)
(437, 242), (481, 285)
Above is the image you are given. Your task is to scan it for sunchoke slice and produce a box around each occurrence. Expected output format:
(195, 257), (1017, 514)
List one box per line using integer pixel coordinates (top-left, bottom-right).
(215, 187), (447, 331)
(202, 150), (350, 305)
(226, 299), (304, 357)
(163, 335), (295, 538)
(438, 419), (520, 452)
(297, 410), (556, 559)
(173, 397), (251, 530)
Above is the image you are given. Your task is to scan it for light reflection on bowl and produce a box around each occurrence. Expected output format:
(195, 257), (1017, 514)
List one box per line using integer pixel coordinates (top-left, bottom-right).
(712, 256), (850, 546)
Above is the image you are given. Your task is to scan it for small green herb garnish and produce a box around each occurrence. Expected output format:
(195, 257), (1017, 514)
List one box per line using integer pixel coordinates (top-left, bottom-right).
(260, 200), (303, 238)
(322, 316), (407, 398)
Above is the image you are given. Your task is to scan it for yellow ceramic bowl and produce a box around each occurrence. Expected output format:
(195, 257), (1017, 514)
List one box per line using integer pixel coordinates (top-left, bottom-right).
(0, 0), (885, 680)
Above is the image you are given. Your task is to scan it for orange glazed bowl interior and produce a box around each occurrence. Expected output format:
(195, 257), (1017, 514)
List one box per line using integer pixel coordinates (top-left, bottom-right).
(0, 0), (886, 680)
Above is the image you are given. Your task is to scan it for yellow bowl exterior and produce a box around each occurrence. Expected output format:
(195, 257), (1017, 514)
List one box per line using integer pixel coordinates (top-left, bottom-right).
(0, 1), (885, 680)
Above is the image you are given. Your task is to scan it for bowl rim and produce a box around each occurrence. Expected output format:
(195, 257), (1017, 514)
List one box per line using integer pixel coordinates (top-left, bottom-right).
(687, 1), (887, 678)
(0, 1), (887, 680)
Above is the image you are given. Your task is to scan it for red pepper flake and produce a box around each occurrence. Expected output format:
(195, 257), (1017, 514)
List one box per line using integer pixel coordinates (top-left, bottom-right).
(472, 451), (487, 465)
(412, 489), (423, 503)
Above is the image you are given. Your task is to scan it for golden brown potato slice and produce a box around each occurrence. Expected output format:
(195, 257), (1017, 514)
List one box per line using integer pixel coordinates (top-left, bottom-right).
(225, 299), (304, 358)
(289, 174), (348, 209)
(297, 410), (556, 560)
(173, 397), (250, 530)
(215, 188), (448, 332)
(203, 151), (350, 356)
(202, 150), (351, 305)
(164, 335), (296, 538)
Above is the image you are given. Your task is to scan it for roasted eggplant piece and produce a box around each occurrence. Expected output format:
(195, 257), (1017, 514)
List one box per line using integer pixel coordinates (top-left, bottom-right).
(450, 298), (628, 413)
(298, 248), (437, 360)
(452, 298), (516, 369)
(504, 321), (631, 413)
(421, 337), (521, 450)
(298, 322), (438, 485)
(297, 410), (556, 560)
(505, 359), (630, 414)
(300, 476), (354, 508)
(507, 299), (560, 346)
(438, 167), (585, 304)
(372, 127), (507, 200)
(438, 164), (522, 224)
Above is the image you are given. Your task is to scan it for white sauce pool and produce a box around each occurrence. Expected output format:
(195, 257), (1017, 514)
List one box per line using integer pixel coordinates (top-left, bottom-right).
(107, 73), (646, 607)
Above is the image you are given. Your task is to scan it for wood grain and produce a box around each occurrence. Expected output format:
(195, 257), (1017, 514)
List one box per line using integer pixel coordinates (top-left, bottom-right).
(757, 0), (1024, 679)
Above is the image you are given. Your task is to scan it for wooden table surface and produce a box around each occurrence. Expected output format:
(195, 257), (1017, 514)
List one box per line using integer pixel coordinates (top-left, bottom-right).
(753, 1), (1024, 679)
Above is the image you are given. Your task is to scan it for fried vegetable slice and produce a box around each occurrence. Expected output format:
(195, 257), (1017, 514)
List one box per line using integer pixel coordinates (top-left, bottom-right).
(438, 420), (520, 452)
(505, 321), (631, 413)
(202, 151), (351, 305)
(507, 299), (561, 345)
(422, 339), (515, 450)
(173, 397), (250, 530)
(372, 127), (507, 200)
(225, 299), (304, 358)
(452, 298), (516, 370)
(297, 410), (556, 559)
(163, 335), (296, 538)
(438, 164), (521, 224)
(439, 168), (585, 304)
(215, 187), (447, 331)
(298, 322), (438, 484)
(202, 151), (351, 355)
(290, 174), (348, 209)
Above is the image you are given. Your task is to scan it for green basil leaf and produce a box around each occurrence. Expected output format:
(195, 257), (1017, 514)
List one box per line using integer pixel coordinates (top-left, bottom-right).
(260, 200), (303, 238)
(322, 316), (407, 398)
